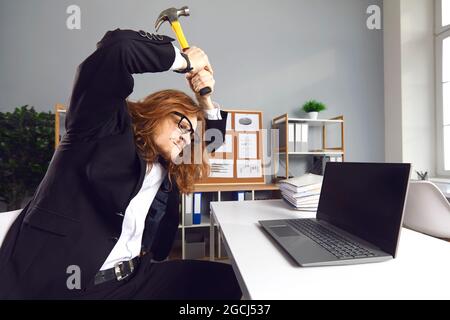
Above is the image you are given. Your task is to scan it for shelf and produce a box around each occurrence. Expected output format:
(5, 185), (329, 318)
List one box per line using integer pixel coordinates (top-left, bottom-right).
(179, 186), (282, 260)
(273, 117), (343, 127)
(182, 214), (213, 229)
(193, 183), (279, 192)
(287, 118), (343, 126)
(184, 222), (212, 229)
(279, 151), (344, 156)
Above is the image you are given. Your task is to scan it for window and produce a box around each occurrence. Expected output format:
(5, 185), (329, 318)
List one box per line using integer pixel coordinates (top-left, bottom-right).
(436, 0), (450, 176)
(443, 0), (450, 27)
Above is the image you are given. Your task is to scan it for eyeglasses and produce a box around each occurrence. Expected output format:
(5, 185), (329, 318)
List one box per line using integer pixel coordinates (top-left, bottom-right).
(172, 111), (194, 138)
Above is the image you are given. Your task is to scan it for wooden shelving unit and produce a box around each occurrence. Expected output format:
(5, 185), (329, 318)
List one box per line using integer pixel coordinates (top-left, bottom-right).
(179, 183), (280, 260)
(271, 113), (345, 180)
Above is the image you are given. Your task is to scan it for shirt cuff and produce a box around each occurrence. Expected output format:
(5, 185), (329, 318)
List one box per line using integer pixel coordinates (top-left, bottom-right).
(204, 102), (222, 120)
(170, 45), (186, 71)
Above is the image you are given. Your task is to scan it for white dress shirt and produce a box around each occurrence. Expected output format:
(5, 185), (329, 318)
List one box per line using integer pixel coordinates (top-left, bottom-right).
(100, 162), (166, 270)
(100, 50), (221, 270)
(170, 45), (186, 71)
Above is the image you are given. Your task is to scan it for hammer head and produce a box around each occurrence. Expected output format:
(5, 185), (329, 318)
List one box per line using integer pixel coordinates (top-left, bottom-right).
(155, 6), (190, 32)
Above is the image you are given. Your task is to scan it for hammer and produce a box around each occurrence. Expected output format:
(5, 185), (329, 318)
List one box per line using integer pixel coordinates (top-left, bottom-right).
(155, 6), (212, 96)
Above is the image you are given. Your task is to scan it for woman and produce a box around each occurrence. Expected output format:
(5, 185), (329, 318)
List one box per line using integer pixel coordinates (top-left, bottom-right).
(0, 28), (241, 299)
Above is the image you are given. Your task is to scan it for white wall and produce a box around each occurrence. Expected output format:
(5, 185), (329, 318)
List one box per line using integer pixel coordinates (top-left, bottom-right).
(384, 0), (436, 178)
(0, 0), (386, 211)
(0, 0), (385, 164)
(401, 0), (436, 178)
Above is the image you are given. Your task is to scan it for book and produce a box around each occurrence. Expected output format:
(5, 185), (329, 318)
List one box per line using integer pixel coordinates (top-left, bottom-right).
(279, 173), (323, 192)
(193, 192), (202, 225)
(279, 185), (321, 197)
(281, 193), (320, 206)
(278, 122), (295, 152)
(282, 198), (318, 211)
(295, 123), (308, 152)
(280, 173), (322, 210)
(184, 193), (193, 226)
(283, 199), (319, 209)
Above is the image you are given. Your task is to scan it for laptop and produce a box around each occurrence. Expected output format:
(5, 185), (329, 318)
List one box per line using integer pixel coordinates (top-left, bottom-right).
(259, 162), (411, 266)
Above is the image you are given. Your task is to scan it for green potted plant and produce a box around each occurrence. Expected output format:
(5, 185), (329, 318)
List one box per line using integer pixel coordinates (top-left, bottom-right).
(0, 105), (54, 211)
(302, 100), (326, 120)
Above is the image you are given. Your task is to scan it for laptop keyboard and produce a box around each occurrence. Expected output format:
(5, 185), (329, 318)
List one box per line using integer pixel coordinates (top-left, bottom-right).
(287, 219), (376, 259)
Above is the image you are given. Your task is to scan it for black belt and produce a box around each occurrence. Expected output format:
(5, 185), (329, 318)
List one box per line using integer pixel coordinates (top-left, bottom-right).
(94, 256), (141, 285)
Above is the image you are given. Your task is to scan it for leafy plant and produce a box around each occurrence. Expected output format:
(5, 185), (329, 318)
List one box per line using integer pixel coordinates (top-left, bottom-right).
(0, 105), (54, 211)
(302, 100), (327, 113)
(416, 171), (428, 181)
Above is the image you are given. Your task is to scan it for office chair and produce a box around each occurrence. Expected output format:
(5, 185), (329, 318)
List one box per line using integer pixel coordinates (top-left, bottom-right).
(0, 209), (22, 248)
(403, 180), (450, 240)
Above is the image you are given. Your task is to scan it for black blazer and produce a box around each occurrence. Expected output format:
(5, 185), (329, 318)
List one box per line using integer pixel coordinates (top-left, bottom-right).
(0, 29), (227, 299)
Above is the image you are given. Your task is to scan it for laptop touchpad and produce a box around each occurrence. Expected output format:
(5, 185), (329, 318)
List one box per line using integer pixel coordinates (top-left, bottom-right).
(270, 226), (298, 237)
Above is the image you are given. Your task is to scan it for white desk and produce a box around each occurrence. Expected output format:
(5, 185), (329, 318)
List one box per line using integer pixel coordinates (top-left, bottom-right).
(210, 199), (450, 300)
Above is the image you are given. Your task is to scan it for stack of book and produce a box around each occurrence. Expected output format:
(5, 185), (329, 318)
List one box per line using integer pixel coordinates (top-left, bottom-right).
(279, 173), (323, 211)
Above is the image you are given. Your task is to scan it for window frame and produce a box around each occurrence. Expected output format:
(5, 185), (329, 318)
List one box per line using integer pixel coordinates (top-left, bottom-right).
(435, 0), (450, 177)
(435, 0), (450, 34)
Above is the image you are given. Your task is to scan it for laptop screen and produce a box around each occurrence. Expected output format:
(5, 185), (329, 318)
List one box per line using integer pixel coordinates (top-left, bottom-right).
(317, 162), (411, 257)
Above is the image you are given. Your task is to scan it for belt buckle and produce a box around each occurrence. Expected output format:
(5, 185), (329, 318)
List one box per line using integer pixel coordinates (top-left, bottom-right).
(114, 260), (134, 281)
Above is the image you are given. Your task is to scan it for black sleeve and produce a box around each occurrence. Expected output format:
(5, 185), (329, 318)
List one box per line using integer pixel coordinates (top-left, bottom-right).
(204, 110), (229, 152)
(66, 29), (176, 133)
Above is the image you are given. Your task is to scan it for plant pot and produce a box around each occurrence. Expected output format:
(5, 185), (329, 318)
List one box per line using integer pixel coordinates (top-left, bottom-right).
(307, 112), (318, 120)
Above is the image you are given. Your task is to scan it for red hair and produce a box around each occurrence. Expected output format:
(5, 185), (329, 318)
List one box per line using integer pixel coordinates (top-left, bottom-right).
(127, 90), (209, 194)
